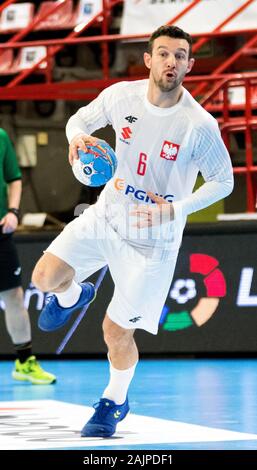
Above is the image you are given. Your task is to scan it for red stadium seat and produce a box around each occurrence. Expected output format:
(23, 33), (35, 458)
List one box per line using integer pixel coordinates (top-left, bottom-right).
(0, 46), (52, 77)
(0, 49), (15, 75)
(14, 46), (49, 71)
(72, 0), (102, 28)
(228, 86), (246, 105)
(34, 0), (74, 31)
(0, 2), (34, 33)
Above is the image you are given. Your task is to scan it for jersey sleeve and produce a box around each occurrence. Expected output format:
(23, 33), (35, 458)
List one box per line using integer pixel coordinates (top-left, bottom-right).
(173, 119), (234, 218)
(66, 83), (122, 143)
(1, 129), (22, 183)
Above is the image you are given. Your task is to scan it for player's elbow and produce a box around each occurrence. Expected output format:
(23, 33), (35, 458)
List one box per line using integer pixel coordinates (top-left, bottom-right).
(65, 116), (74, 139)
(223, 176), (234, 198)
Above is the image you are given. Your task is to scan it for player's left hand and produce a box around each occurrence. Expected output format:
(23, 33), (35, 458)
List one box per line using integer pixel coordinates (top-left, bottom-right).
(0, 212), (18, 234)
(130, 191), (174, 228)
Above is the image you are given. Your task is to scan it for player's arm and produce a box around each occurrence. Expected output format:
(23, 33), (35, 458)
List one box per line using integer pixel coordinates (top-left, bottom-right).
(0, 179), (21, 233)
(173, 121), (234, 219)
(0, 129), (22, 233)
(66, 93), (109, 165)
(68, 134), (98, 165)
(130, 120), (233, 229)
(66, 85), (118, 165)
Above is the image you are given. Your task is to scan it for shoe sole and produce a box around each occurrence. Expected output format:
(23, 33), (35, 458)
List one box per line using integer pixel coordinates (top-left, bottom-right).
(12, 371), (56, 385)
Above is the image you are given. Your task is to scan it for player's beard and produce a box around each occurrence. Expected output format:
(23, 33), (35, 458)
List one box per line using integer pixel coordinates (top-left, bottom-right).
(154, 71), (185, 93)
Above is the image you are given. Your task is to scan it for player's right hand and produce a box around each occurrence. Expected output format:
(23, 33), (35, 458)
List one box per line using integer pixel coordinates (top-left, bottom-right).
(68, 133), (98, 165)
(0, 212), (18, 234)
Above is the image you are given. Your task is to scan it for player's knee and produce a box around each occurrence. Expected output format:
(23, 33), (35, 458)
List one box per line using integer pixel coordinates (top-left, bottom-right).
(1, 286), (24, 308)
(11, 286), (24, 304)
(32, 266), (54, 292)
(103, 323), (132, 349)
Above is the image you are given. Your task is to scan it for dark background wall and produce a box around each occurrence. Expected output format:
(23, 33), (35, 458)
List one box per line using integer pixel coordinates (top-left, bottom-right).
(0, 223), (256, 356)
(0, 102), (115, 221)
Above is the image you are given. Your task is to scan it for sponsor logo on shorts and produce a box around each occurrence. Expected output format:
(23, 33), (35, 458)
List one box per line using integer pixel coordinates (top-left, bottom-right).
(129, 316), (142, 323)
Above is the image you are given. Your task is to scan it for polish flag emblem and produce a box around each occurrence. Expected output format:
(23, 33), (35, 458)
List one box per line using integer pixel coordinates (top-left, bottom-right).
(160, 140), (180, 161)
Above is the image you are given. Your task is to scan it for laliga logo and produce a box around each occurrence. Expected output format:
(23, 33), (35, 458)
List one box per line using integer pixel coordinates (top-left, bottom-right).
(113, 178), (174, 203)
(160, 254), (227, 331)
(237, 268), (257, 306)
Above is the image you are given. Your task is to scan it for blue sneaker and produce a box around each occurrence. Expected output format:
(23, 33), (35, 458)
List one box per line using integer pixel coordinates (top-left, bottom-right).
(81, 397), (129, 437)
(38, 282), (96, 332)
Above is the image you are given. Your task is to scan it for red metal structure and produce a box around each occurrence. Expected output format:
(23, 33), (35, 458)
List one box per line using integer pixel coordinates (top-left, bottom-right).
(0, 0), (256, 212)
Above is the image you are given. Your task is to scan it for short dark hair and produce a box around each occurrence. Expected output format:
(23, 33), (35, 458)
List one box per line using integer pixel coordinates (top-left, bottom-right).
(148, 25), (193, 58)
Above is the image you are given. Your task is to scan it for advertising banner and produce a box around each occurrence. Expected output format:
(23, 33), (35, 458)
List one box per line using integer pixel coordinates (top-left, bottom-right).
(0, 227), (257, 355)
(121, 0), (257, 36)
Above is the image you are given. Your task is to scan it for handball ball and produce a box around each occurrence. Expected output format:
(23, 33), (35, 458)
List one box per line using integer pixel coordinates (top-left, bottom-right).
(72, 141), (117, 187)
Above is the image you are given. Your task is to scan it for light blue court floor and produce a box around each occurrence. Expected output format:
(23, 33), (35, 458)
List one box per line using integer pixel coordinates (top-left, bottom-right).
(2, 358), (257, 450)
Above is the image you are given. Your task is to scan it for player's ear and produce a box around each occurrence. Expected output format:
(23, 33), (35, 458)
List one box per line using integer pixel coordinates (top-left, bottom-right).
(144, 52), (151, 70)
(186, 57), (195, 74)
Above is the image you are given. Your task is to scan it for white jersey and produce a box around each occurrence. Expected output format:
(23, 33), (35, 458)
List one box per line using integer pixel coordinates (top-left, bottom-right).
(66, 80), (233, 252)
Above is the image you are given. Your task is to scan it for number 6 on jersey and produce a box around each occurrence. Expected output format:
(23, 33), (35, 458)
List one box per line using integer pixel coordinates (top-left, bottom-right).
(137, 152), (148, 176)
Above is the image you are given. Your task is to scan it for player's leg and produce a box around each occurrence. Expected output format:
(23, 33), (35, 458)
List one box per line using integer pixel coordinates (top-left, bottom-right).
(1, 286), (31, 346)
(81, 316), (136, 438)
(32, 210), (106, 331)
(32, 251), (75, 293)
(103, 315), (138, 370)
(0, 232), (56, 384)
(80, 235), (179, 437)
(1, 286), (56, 384)
(32, 252), (97, 332)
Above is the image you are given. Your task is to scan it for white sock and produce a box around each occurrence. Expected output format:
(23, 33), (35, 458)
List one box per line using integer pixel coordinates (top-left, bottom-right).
(56, 280), (82, 308)
(102, 358), (138, 405)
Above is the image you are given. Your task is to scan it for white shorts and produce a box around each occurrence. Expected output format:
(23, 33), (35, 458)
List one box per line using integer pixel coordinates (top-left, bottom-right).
(46, 204), (179, 335)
